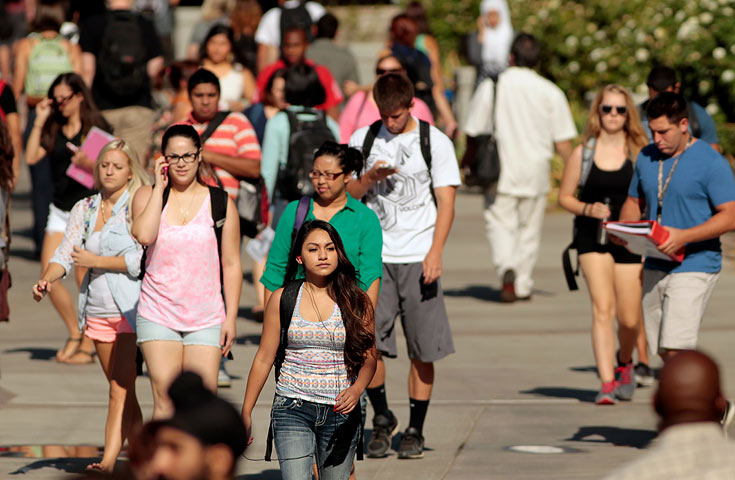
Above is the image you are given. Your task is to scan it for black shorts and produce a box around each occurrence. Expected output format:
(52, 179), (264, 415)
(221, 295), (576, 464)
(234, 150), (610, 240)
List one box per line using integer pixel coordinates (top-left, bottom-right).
(575, 230), (641, 264)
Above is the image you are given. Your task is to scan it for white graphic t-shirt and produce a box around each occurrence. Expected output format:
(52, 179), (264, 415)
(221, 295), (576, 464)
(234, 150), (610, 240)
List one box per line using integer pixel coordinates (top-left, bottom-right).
(349, 119), (461, 263)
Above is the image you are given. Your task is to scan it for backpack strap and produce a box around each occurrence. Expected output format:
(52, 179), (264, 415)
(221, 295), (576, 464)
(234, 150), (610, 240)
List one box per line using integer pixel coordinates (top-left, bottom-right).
(199, 111), (230, 144)
(361, 120), (383, 161)
(291, 196), (311, 246)
(265, 278), (304, 461)
(208, 185), (228, 287)
(418, 119), (437, 206)
(138, 187), (171, 280)
(579, 136), (596, 189)
(687, 101), (702, 139)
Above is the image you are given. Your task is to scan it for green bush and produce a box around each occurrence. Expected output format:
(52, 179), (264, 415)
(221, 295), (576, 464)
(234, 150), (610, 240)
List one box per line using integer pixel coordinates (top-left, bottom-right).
(422, 0), (735, 122)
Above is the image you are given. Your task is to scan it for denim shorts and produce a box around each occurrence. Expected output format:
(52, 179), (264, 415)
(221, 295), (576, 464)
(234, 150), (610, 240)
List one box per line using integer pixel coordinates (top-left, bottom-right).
(135, 314), (222, 347)
(271, 394), (360, 480)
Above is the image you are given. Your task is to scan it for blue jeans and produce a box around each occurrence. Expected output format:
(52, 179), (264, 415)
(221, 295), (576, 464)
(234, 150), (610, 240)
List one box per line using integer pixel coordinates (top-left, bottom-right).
(272, 394), (360, 480)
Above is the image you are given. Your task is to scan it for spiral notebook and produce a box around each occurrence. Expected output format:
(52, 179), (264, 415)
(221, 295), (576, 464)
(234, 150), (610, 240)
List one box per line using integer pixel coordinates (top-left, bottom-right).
(65, 127), (116, 189)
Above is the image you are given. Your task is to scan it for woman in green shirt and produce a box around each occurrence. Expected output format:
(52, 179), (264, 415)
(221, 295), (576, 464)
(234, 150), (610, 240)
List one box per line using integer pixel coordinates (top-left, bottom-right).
(261, 141), (383, 307)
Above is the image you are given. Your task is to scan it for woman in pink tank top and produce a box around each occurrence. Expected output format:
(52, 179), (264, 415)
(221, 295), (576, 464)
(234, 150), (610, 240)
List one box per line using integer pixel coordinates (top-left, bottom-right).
(132, 124), (242, 418)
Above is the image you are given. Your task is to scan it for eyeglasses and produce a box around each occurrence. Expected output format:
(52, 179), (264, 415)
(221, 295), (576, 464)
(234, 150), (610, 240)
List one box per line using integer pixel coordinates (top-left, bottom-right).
(308, 170), (344, 180)
(376, 68), (404, 76)
(600, 105), (628, 115)
(164, 151), (199, 164)
(53, 93), (76, 108)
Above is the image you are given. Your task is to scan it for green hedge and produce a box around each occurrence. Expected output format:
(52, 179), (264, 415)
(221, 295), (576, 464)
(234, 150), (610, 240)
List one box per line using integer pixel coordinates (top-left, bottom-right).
(422, 0), (735, 123)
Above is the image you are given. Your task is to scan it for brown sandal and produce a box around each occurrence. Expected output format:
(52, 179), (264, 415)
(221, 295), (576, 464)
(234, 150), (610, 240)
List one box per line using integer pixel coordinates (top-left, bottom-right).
(60, 349), (96, 365)
(56, 337), (82, 362)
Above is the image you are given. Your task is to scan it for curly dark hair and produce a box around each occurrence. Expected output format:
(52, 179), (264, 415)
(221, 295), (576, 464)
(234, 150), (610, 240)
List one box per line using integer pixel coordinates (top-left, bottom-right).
(284, 220), (375, 378)
(0, 122), (14, 192)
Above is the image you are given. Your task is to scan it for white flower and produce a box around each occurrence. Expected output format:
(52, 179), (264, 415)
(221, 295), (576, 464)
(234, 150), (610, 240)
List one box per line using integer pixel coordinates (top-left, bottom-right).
(635, 48), (650, 62)
(594, 30), (606, 41)
(625, 19), (637, 29)
(699, 80), (711, 95)
(595, 61), (608, 73)
(582, 36), (593, 47)
(537, 8), (548, 20)
(636, 83), (649, 95)
(590, 48), (604, 61)
(706, 103), (719, 115)
(677, 18), (700, 41)
(674, 11), (686, 22)
(654, 27), (667, 40)
(723, 6), (735, 15)
(689, 51), (702, 62)
(565, 35), (579, 49)
(699, 12), (714, 24)
(636, 31), (647, 44)
(617, 27), (630, 41)
(713, 47), (727, 60)
(721, 70), (735, 83)
(568, 61), (580, 74)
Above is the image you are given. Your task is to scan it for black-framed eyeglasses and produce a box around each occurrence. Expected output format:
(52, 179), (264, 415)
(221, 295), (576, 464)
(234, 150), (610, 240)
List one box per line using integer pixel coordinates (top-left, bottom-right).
(53, 93), (76, 108)
(164, 150), (200, 164)
(308, 170), (344, 180)
(376, 68), (404, 76)
(600, 105), (628, 115)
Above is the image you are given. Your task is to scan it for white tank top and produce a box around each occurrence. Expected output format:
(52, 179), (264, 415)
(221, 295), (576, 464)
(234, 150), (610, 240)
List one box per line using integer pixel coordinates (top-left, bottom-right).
(218, 64), (245, 111)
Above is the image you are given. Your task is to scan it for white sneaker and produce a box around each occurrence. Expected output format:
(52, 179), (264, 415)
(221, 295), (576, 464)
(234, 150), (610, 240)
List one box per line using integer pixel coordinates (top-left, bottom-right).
(217, 368), (232, 388)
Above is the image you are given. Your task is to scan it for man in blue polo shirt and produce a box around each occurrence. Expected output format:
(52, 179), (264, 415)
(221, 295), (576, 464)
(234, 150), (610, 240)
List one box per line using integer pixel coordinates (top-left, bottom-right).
(620, 92), (735, 363)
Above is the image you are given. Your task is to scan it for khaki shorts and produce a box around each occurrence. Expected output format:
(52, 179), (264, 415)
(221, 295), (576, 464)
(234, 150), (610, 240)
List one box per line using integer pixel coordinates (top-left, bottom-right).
(642, 269), (719, 354)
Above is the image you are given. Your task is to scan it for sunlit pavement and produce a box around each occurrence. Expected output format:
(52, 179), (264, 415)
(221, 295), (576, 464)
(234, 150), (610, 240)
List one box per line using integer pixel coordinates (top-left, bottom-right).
(2, 168), (735, 479)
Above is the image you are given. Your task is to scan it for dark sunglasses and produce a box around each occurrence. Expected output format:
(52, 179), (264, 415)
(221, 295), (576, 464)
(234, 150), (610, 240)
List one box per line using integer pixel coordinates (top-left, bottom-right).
(375, 68), (404, 76)
(53, 93), (76, 108)
(600, 105), (627, 115)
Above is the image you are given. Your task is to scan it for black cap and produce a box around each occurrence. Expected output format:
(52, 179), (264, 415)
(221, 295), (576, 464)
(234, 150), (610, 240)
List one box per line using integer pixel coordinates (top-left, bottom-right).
(164, 371), (247, 457)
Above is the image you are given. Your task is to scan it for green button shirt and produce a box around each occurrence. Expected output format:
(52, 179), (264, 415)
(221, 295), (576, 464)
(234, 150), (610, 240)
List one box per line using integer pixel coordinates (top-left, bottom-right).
(261, 194), (383, 292)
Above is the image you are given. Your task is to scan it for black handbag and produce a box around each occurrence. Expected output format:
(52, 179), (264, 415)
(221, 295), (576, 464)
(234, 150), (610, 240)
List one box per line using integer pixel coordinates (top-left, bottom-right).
(462, 77), (500, 187)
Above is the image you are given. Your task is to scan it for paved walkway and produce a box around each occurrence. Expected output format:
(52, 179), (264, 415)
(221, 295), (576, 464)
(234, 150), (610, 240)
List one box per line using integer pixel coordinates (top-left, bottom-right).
(2, 171), (735, 479)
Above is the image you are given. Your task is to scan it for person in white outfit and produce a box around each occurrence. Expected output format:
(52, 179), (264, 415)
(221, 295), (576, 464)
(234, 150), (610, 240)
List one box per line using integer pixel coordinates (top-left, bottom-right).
(464, 33), (576, 302)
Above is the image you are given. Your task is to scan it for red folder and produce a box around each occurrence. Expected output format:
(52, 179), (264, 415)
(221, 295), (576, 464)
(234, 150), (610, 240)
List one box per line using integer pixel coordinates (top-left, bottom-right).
(604, 220), (684, 262)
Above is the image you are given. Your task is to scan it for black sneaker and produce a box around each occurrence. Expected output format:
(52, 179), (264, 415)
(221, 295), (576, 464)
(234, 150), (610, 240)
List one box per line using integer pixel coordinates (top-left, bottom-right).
(397, 427), (424, 459)
(634, 362), (655, 387)
(367, 411), (399, 458)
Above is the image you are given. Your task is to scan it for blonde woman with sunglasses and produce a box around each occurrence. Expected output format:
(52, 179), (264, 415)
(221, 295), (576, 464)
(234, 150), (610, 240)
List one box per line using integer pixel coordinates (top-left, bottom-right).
(558, 84), (649, 405)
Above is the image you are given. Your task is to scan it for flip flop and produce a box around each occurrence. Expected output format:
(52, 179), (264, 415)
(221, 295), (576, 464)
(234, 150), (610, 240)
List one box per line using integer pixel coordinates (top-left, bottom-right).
(56, 337), (82, 362)
(60, 349), (96, 365)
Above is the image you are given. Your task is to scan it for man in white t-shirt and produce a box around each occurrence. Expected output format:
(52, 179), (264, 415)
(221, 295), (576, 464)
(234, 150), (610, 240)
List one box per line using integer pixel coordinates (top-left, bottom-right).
(348, 72), (461, 460)
(255, 0), (325, 71)
(464, 32), (576, 302)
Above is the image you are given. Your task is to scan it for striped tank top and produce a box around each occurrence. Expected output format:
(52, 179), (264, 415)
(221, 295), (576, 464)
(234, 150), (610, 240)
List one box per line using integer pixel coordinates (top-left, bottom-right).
(275, 285), (351, 405)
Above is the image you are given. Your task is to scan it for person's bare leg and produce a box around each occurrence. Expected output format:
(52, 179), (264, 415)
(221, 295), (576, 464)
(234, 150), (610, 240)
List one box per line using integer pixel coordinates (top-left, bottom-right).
(368, 356), (385, 389)
(579, 253), (617, 383)
(636, 321), (650, 365)
(182, 345), (222, 393)
(408, 360), (433, 401)
(140, 340), (184, 419)
(0, 45), (11, 83)
(613, 263), (642, 364)
(41, 232), (80, 360)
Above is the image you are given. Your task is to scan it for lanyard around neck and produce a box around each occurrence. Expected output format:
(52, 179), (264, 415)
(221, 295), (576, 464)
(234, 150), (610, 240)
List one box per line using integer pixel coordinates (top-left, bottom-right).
(657, 137), (692, 223)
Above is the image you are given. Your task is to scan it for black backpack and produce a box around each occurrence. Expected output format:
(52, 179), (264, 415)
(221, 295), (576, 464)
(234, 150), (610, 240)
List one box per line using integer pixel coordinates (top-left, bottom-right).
(390, 44), (435, 114)
(276, 109), (336, 202)
(96, 11), (148, 98)
(280, 1), (313, 42)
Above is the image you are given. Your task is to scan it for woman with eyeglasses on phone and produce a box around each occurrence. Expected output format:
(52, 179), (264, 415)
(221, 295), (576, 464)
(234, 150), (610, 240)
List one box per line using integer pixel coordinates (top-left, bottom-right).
(338, 55), (433, 143)
(132, 124), (241, 418)
(32, 139), (149, 472)
(242, 220), (377, 480)
(558, 84), (649, 405)
(26, 72), (113, 364)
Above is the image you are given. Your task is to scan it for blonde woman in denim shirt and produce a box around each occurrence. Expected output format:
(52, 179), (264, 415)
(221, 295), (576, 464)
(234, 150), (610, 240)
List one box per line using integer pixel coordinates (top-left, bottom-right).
(33, 139), (149, 472)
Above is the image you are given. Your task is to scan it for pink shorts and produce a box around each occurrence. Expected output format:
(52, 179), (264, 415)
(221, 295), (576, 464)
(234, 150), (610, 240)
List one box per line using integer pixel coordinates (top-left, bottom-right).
(85, 316), (134, 343)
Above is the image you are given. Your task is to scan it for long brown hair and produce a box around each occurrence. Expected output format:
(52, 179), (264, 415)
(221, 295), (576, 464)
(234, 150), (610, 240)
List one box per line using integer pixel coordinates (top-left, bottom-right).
(40, 73), (112, 152)
(584, 84), (649, 160)
(0, 122), (14, 192)
(285, 220), (375, 378)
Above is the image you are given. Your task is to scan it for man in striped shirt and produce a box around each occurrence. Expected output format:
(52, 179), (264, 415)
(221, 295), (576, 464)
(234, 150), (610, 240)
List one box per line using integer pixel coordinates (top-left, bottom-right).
(185, 68), (261, 201)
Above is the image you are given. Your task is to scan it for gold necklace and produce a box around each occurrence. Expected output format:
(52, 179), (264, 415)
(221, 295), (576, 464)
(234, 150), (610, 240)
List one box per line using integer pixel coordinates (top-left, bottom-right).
(172, 191), (198, 224)
(99, 199), (112, 223)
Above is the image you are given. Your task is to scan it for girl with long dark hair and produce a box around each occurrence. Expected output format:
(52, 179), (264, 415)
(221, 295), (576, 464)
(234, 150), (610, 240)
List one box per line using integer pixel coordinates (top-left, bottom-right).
(132, 124), (241, 418)
(241, 220), (377, 480)
(199, 24), (256, 111)
(26, 72), (112, 364)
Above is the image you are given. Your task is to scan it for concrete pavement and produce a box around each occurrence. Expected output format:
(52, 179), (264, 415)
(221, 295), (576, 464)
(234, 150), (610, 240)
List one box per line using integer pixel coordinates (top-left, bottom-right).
(2, 170), (735, 479)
